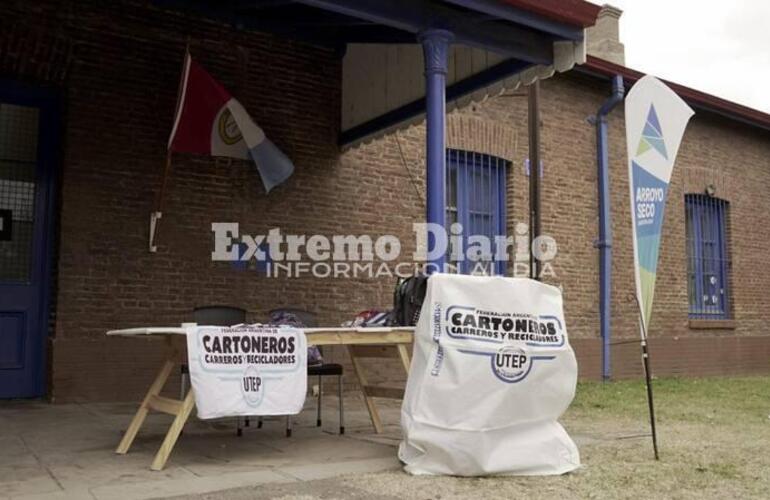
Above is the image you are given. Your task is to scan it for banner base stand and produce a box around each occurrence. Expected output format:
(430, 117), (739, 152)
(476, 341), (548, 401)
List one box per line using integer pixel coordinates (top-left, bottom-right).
(629, 293), (660, 461)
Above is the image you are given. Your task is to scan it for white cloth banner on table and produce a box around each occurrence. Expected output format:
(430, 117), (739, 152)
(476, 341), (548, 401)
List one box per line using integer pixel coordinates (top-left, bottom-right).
(186, 324), (307, 419)
(399, 274), (580, 476)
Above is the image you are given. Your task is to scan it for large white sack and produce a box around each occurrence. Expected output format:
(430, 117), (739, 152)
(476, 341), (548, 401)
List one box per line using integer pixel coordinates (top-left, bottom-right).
(399, 274), (580, 476)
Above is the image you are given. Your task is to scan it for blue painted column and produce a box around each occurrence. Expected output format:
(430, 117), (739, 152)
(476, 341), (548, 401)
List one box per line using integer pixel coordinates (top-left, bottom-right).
(418, 29), (453, 273)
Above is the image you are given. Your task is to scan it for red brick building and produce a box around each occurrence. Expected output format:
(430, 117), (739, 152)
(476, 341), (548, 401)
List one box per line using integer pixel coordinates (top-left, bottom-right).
(1, 1), (768, 402)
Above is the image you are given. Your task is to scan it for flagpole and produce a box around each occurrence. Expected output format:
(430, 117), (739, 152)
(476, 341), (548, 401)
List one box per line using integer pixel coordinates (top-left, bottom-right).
(149, 150), (172, 251)
(631, 293), (660, 460)
(157, 151), (173, 209)
(150, 42), (190, 253)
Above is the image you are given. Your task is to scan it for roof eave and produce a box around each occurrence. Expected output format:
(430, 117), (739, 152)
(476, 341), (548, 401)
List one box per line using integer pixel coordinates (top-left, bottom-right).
(499, 0), (602, 28)
(580, 55), (770, 133)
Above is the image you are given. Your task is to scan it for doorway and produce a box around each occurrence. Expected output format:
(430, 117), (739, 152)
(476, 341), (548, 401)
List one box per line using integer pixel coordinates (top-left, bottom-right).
(0, 81), (58, 398)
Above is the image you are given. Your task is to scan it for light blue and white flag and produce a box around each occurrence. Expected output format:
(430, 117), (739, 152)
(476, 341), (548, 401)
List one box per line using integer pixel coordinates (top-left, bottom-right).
(625, 75), (694, 331)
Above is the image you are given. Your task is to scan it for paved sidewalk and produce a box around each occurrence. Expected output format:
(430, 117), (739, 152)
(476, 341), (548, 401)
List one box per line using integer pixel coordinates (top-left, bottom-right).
(0, 396), (403, 500)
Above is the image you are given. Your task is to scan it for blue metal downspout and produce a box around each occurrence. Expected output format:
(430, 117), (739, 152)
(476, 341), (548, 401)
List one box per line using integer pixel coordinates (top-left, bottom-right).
(418, 29), (453, 273)
(595, 74), (624, 380)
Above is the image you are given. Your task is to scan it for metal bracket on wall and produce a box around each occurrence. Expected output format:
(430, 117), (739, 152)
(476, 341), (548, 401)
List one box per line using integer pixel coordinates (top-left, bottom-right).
(524, 158), (543, 177)
(149, 211), (161, 253)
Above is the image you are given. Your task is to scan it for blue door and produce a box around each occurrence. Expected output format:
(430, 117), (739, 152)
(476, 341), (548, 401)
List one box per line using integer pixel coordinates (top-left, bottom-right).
(0, 82), (58, 398)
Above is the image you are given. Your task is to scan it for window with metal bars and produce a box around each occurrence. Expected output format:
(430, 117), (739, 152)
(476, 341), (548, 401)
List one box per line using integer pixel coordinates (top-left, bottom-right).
(0, 102), (39, 283)
(685, 194), (730, 319)
(445, 149), (508, 275)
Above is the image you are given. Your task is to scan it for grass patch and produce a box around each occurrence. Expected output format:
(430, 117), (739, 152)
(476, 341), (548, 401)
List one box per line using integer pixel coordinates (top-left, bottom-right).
(570, 375), (770, 425)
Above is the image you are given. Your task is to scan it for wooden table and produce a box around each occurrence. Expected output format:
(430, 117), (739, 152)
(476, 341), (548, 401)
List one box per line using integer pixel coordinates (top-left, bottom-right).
(106, 326), (414, 470)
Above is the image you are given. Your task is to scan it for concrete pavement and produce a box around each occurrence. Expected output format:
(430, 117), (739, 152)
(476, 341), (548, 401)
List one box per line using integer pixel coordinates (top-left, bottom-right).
(0, 396), (403, 500)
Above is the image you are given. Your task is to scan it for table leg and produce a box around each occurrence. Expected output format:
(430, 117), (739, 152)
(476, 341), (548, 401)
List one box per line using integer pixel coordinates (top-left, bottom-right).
(150, 388), (196, 471)
(396, 344), (411, 374)
(346, 345), (383, 434)
(115, 357), (175, 455)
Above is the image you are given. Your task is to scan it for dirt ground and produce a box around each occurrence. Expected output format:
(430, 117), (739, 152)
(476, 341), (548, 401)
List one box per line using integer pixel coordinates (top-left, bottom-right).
(171, 376), (770, 500)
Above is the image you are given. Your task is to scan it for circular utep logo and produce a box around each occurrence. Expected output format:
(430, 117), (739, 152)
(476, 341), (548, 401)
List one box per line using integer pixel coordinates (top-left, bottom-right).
(241, 365), (264, 406)
(492, 346), (529, 383)
(218, 108), (243, 145)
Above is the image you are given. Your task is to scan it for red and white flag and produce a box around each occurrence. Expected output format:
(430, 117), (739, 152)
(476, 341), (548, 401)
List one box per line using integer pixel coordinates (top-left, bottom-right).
(168, 54), (294, 193)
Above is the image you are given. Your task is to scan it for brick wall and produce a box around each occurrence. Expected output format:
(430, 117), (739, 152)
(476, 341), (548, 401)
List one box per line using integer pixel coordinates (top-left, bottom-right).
(2, 0), (427, 401)
(3, 1), (769, 402)
(470, 72), (770, 379)
(368, 71), (770, 384)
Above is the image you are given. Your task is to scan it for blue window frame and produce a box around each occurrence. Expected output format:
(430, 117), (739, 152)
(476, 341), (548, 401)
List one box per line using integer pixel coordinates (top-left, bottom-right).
(445, 149), (508, 275)
(685, 194), (730, 319)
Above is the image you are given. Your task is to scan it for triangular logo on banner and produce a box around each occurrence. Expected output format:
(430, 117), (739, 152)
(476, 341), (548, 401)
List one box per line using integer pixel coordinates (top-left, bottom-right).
(636, 104), (668, 159)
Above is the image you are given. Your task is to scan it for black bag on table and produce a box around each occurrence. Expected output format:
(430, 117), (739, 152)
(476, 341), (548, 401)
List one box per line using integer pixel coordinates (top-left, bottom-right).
(390, 274), (429, 326)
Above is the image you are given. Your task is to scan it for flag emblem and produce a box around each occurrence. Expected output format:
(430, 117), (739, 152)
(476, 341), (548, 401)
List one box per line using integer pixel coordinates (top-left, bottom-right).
(636, 104), (668, 159)
(218, 110), (243, 146)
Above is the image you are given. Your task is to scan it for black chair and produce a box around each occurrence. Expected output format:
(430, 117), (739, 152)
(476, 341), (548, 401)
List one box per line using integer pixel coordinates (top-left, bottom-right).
(184, 307), (248, 397)
(193, 305), (247, 327)
(308, 356), (344, 435)
(266, 308), (345, 436)
(188, 306), (247, 435)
